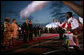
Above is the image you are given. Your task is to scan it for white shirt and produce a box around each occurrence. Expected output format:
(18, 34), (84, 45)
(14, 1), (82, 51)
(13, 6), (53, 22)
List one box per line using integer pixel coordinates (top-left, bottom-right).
(19, 27), (21, 30)
(68, 17), (79, 30)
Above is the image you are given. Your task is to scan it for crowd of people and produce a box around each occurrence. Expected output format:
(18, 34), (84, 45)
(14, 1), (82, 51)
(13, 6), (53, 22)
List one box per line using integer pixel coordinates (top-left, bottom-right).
(1, 12), (83, 52)
(1, 18), (59, 48)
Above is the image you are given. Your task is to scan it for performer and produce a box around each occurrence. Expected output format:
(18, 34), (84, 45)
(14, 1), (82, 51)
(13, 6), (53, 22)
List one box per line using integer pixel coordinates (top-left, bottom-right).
(60, 12), (80, 50)
(11, 19), (18, 46)
(21, 18), (29, 43)
(29, 20), (33, 41)
(37, 26), (40, 36)
(62, 2), (83, 49)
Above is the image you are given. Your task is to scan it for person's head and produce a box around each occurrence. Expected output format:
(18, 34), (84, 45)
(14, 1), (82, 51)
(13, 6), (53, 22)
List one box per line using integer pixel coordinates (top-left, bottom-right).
(12, 19), (16, 23)
(53, 19), (57, 23)
(66, 12), (72, 19)
(29, 20), (32, 24)
(25, 18), (28, 23)
(4, 17), (10, 22)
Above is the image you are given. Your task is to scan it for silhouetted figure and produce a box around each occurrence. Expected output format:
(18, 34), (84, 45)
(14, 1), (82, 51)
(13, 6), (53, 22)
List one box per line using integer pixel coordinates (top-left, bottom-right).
(29, 20), (33, 41)
(58, 26), (65, 40)
(21, 18), (29, 43)
(18, 25), (22, 39)
(37, 26), (40, 36)
(45, 28), (48, 33)
(40, 26), (43, 34)
(1, 22), (4, 48)
(34, 26), (38, 37)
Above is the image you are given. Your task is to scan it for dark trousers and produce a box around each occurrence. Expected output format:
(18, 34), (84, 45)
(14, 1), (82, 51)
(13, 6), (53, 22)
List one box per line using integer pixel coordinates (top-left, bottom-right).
(29, 33), (33, 41)
(23, 34), (28, 43)
(34, 32), (37, 37)
(59, 33), (63, 40)
(58, 27), (65, 40)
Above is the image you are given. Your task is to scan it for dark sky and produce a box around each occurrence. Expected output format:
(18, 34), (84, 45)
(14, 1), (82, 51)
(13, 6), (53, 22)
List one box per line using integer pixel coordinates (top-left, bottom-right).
(1, 1), (81, 26)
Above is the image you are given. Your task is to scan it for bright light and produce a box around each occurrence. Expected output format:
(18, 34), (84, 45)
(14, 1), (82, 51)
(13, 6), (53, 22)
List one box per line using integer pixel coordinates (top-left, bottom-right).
(46, 22), (60, 28)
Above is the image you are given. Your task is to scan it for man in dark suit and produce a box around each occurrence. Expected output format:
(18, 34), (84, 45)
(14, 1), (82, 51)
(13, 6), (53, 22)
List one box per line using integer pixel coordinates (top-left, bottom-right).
(21, 18), (29, 43)
(33, 25), (37, 37)
(29, 20), (33, 41)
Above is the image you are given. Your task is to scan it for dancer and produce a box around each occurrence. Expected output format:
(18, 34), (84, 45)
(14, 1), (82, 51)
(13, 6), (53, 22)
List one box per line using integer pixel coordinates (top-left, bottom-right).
(60, 12), (80, 50)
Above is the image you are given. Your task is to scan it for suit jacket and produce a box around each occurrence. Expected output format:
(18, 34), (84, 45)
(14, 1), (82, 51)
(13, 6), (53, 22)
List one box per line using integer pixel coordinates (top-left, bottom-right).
(29, 24), (33, 33)
(21, 22), (29, 33)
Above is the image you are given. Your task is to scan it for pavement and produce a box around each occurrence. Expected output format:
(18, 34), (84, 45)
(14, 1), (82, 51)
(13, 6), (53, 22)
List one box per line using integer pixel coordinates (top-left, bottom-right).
(1, 33), (83, 54)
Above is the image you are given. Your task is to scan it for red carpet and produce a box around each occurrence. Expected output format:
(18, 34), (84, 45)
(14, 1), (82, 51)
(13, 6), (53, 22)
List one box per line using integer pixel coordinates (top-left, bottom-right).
(16, 34), (59, 46)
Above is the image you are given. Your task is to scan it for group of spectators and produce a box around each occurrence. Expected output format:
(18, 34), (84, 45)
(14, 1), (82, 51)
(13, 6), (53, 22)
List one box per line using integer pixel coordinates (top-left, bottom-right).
(1, 18), (60, 48)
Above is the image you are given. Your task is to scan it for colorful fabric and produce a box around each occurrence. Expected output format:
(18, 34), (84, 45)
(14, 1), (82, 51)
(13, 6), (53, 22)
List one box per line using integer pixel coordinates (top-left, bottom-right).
(60, 17), (79, 30)
(11, 23), (18, 39)
(64, 33), (76, 46)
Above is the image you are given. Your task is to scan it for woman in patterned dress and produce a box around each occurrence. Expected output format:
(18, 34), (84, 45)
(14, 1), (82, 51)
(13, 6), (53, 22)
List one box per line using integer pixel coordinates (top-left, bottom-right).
(11, 19), (18, 46)
(3, 17), (12, 47)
